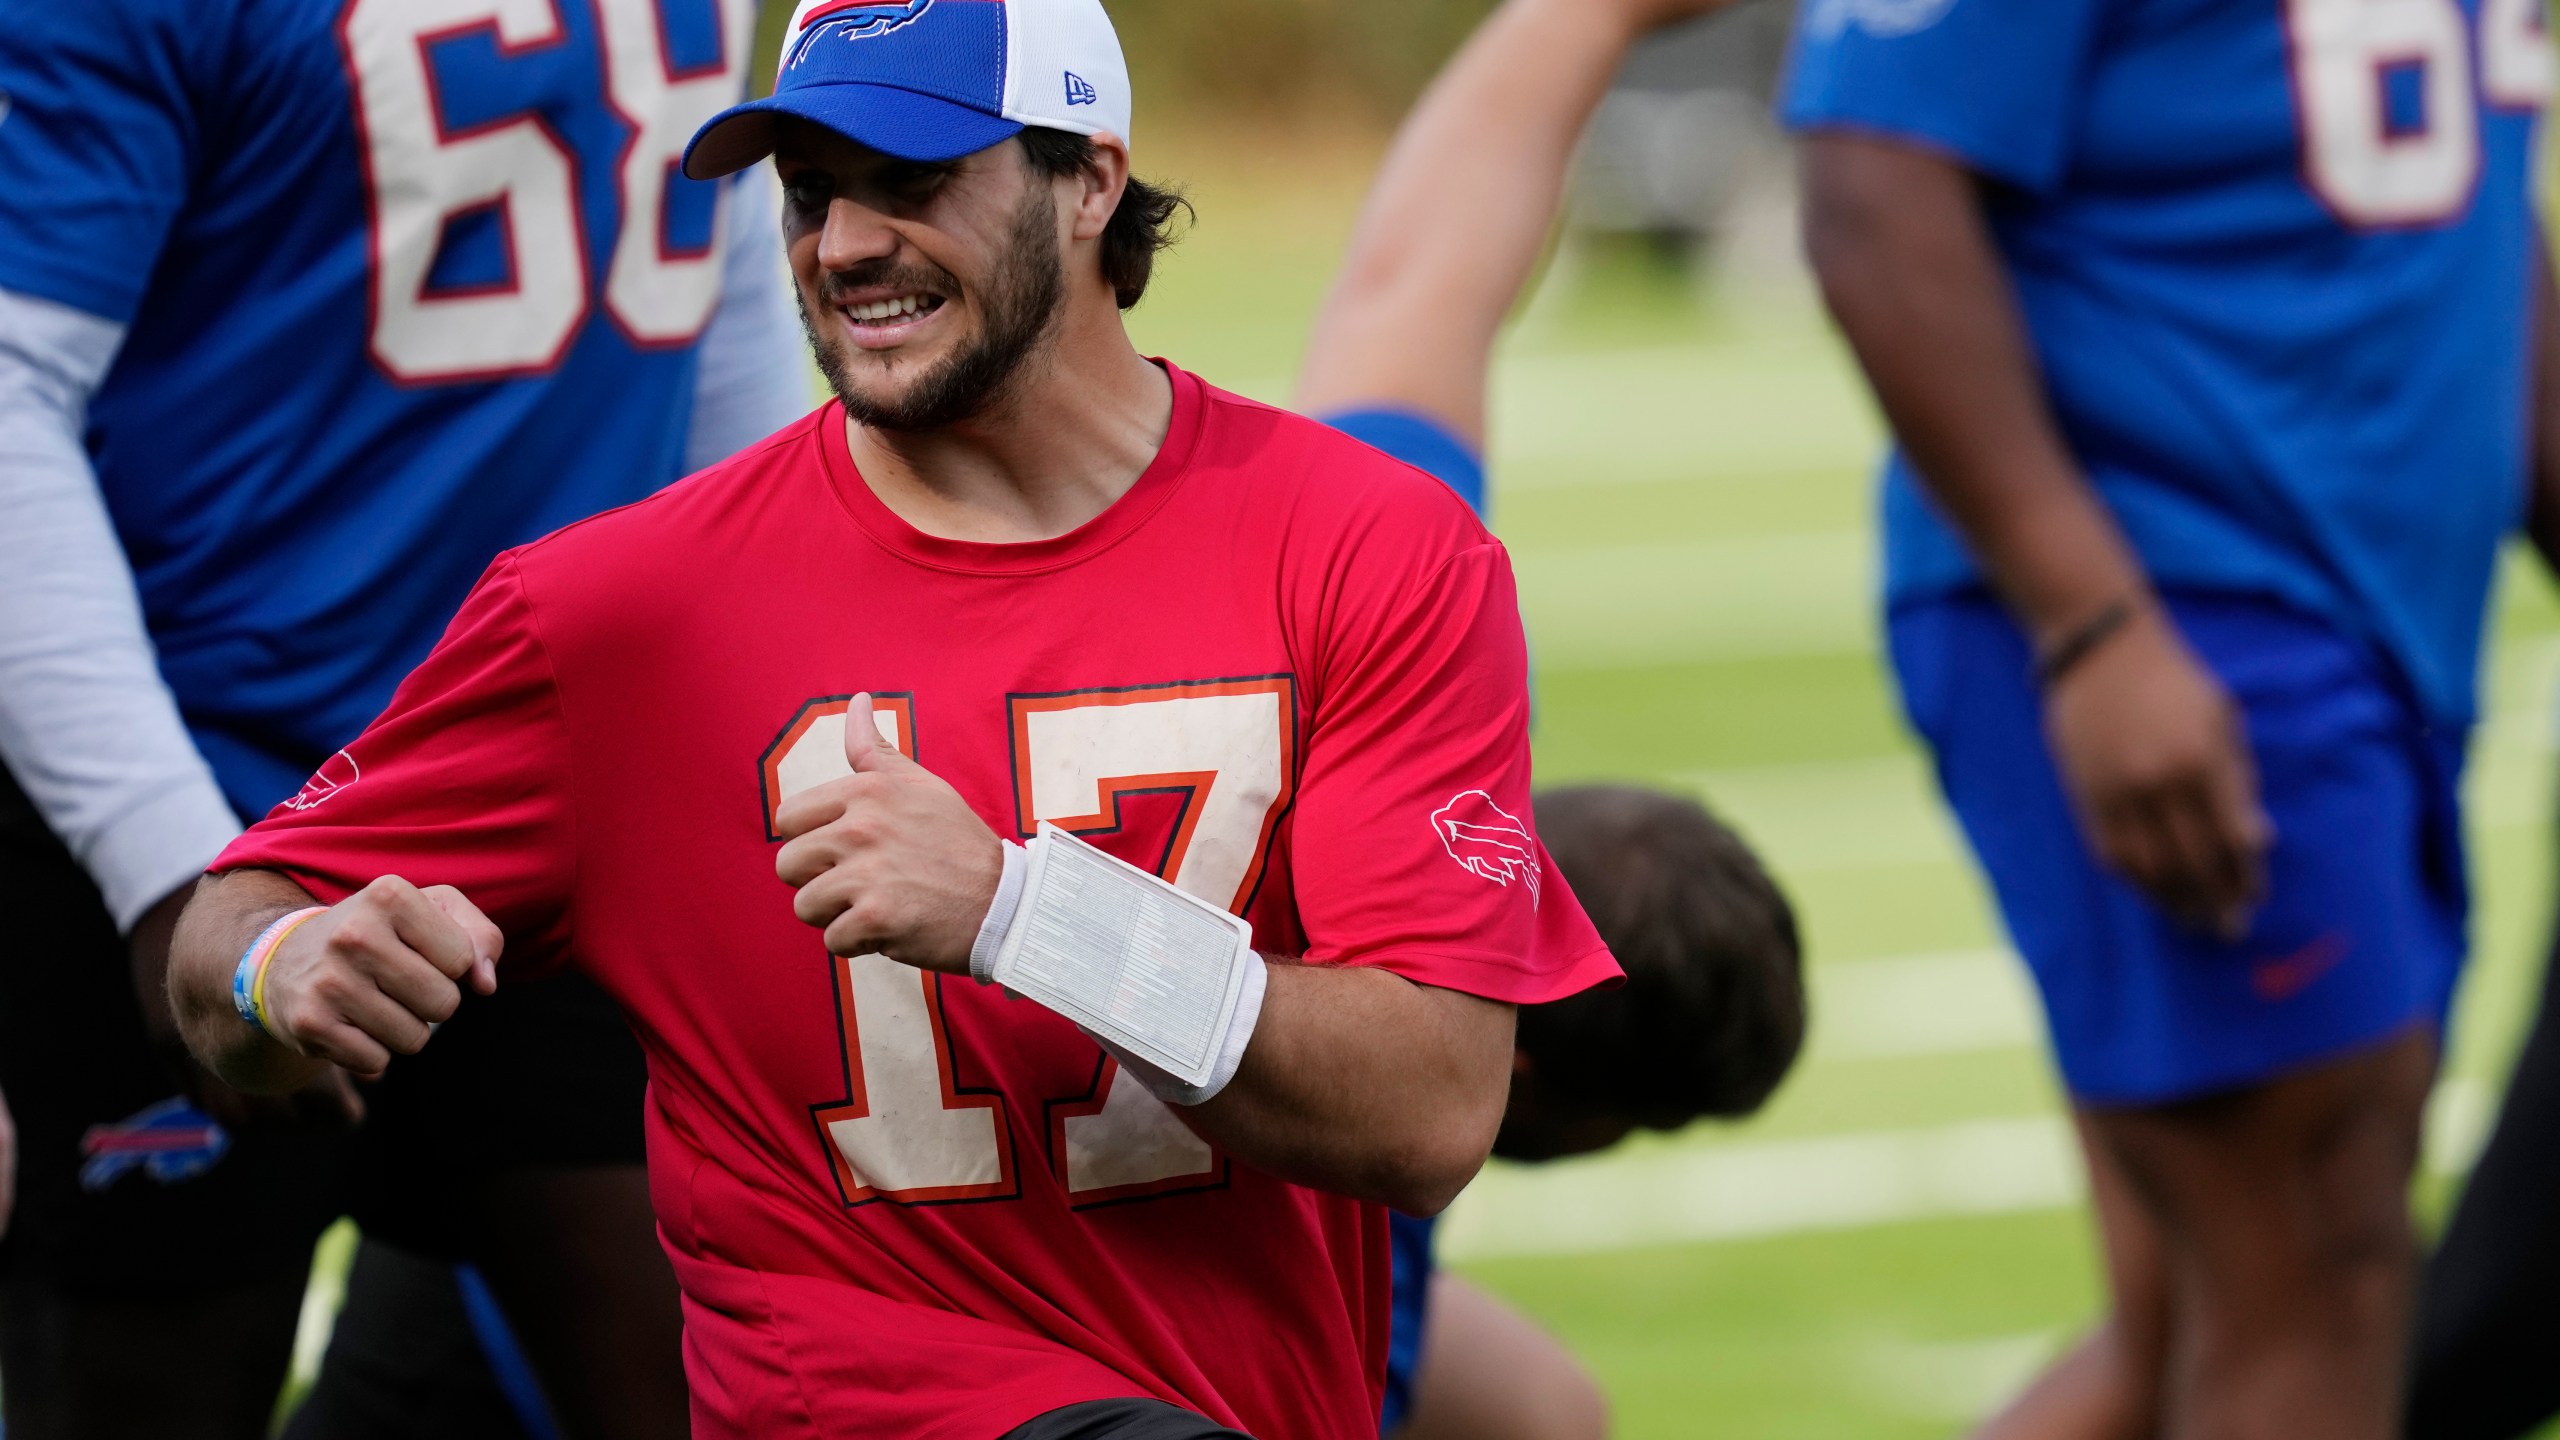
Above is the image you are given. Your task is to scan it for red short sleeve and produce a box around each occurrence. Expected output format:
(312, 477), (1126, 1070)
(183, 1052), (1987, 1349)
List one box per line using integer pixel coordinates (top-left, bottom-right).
(1290, 541), (1618, 1004)
(212, 555), (578, 972)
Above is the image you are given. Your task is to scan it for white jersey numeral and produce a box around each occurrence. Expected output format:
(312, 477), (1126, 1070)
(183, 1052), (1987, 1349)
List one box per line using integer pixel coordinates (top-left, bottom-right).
(787, 701), (1018, 1203)
(815, 952), (1015, 1203)
(1010, 680), (1296, 1203)
(764, 683), (1296, 1208)
(2480, 0), (2557, 108)
(342, 0), (588, 382)
(2287, 0), (2480, 227)
(590, 0), (747, 344)
(1008, 680), (1296, 912)
(340, 0), (748, 383)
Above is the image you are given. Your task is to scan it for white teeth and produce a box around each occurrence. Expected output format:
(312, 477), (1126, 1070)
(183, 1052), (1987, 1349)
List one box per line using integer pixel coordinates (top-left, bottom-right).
(847, 294), (932, 322)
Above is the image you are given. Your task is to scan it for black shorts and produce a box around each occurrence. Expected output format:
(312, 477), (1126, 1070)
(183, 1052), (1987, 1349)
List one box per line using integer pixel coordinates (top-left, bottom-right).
(0, 766), (650, 1286)
(0, 769), (344, 1296)
(1001, 1399), (1254, 1440)
(342, 960), (650, 1259)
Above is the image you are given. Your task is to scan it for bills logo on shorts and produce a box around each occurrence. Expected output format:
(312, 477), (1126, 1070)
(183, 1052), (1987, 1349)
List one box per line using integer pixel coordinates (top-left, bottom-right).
(1433, 790), (1540, 907)
(786, 0), (934, 68)
(79, 1097), (231, 1191)
(282, 749), (361, 811)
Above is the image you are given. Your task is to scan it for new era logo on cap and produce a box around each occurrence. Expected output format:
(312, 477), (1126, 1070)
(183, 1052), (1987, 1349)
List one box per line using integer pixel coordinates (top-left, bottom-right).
(683, 0), (1133, 177)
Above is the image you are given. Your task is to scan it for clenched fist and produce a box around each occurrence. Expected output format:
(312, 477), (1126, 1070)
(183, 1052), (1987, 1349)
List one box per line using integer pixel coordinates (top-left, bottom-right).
(255, 876), (502, 1078)
(773, 693), (1004, 973)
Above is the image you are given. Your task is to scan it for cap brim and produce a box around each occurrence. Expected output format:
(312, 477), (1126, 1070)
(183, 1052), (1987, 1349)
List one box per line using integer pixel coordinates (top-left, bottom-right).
(683, 86), (1026, 180)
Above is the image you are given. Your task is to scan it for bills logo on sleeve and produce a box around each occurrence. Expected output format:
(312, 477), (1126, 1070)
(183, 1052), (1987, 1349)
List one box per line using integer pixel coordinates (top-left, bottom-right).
(1432, 790), (1540, 907)
(281, 749), (362, 812)
(785, 0), (934, 68)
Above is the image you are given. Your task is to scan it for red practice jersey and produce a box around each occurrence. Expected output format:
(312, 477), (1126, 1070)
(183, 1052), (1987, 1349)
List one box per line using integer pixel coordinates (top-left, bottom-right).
(219, 365), (1617, 1440)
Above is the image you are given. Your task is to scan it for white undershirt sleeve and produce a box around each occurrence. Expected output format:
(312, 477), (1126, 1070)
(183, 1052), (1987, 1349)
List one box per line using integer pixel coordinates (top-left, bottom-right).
(684, 170), (816, 474)
(0, 286), (242, 932)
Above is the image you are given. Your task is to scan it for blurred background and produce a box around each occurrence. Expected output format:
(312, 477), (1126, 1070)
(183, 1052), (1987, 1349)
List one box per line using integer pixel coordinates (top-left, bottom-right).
(299, 2), (2560, 1434)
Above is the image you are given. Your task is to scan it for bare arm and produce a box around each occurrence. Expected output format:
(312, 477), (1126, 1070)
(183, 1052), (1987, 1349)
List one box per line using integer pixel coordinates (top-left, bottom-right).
(773, 699), (1516, 1216)
(1294, 0), (1739, 442)
(1190, 965), (1512, 1216)
(171, 866), (499, 1093)
(1800, 133), (2269, 937)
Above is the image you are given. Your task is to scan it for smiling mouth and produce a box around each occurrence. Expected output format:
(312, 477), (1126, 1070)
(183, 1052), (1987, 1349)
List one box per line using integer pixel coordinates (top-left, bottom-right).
(840, 293), (946, 328)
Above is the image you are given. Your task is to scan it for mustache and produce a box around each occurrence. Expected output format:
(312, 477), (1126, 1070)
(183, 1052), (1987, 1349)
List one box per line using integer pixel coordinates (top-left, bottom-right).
(817, 259), (959, 305)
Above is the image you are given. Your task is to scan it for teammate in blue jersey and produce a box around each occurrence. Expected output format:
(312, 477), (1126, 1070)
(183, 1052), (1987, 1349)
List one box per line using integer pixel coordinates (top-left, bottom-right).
(1299, 0), (1806, 1434)
(1785, 0), (2551, 1433)
(0, 0), (804, 1433)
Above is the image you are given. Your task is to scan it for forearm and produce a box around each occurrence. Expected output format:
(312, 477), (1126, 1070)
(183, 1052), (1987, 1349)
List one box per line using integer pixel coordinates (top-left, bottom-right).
(1295, 0), (1643, 440)
(168, 867), (329, 1094)
(1800, 135), (2151, 645)
(1184, 963), (1513, 1216)
(0, 287), (241, 930)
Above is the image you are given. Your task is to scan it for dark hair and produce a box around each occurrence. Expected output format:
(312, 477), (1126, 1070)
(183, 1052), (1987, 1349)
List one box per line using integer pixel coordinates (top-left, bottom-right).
(1519, 785), (1806, 1127)
(1015, 128), (1190, 309)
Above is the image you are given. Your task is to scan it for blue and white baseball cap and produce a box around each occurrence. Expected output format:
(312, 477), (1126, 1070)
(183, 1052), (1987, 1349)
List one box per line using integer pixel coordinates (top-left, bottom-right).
(683, 0), (1133, 180)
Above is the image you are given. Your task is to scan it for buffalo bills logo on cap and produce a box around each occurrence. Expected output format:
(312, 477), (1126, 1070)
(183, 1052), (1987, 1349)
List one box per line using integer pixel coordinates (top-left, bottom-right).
(787, 0), (935, 68)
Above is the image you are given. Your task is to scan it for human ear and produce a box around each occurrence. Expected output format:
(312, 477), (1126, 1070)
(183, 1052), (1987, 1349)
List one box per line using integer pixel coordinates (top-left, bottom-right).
(1066, 133), (1131, 243)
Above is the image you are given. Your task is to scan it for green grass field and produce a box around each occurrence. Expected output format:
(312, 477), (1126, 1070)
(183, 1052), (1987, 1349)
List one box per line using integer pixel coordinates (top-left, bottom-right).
(1122, 138), (2560, 1436)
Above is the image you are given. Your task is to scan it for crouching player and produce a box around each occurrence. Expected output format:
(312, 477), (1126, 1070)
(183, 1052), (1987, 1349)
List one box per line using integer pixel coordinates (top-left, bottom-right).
(167, 1), (1618, 1436)
(1294, 0), (1799, 1434)
(1385, 788), (1806, 1440)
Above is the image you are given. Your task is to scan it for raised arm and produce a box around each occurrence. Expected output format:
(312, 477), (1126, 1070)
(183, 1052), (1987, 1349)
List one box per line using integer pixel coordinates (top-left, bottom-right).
(1293, 0), (1740, 443)
(1800, 133), (2270, 938)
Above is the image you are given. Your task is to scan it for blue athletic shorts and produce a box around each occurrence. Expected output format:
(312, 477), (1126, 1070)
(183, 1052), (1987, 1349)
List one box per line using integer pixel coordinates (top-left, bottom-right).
(1379, 1212), (1438, 1432)
(1889, 589), (2468, 1105)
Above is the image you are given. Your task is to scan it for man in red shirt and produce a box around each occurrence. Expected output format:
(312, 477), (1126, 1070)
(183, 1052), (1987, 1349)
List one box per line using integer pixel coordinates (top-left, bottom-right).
(165, 1), (1616, 1436)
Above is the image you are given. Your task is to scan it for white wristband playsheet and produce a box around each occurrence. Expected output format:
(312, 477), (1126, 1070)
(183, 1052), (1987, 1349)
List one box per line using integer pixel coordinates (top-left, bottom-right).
(988, 822), (1258, 1089)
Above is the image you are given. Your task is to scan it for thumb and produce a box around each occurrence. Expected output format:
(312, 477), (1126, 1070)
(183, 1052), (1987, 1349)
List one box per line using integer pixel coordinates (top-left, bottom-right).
(843, 693), (907, 772)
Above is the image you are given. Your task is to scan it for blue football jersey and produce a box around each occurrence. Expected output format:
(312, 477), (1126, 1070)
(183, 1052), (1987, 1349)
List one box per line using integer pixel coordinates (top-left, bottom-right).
(0, 0), (762, 814)
(1783, 0), (2546, 725)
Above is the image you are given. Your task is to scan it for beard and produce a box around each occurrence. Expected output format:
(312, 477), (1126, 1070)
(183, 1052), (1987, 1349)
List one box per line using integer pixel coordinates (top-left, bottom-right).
(798, 181), (1066, 433)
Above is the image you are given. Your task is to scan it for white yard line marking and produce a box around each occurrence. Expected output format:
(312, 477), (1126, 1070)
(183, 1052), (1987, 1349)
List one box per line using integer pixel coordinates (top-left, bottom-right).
(1513, 529), (1873, 667)
(1440, 1078), (2499, 1262)
(1858, 1330), (2064, 1424)
(1439, 1115), (2084, 1261)
(1812, 948), (2041, 1062)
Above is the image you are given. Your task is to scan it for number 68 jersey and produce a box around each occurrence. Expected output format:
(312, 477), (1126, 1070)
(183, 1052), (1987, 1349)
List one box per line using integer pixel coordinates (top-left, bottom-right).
(0, 0), (769, 815)
(218, 367), (1622, 1440)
